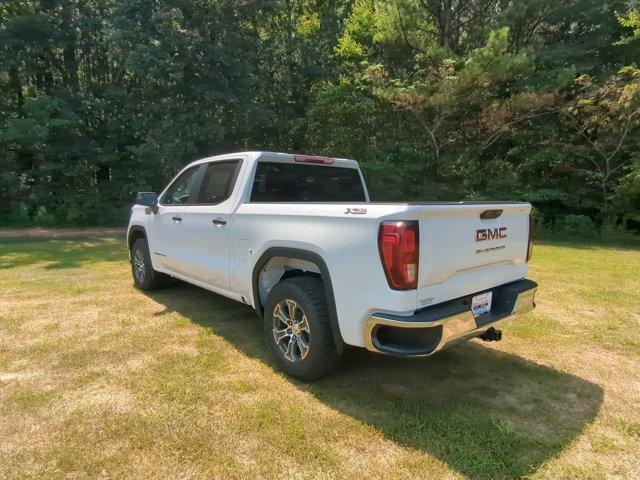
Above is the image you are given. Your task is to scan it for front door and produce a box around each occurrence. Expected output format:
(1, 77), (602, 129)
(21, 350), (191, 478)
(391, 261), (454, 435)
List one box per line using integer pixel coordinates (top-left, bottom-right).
(148, 165), (200, 273)
(180, 160), (242, 290)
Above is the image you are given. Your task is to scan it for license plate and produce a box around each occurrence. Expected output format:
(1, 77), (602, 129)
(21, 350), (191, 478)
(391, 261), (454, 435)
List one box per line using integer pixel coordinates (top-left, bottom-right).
(471, 292), (492, 317)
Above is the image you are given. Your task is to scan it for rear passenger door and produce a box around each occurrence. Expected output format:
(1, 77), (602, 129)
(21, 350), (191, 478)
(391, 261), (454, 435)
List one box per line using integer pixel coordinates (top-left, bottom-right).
(179, 160), (242, 290)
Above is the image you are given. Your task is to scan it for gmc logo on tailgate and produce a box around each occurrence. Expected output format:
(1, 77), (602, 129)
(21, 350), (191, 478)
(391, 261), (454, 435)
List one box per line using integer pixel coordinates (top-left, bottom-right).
(476, 227), (507, 241)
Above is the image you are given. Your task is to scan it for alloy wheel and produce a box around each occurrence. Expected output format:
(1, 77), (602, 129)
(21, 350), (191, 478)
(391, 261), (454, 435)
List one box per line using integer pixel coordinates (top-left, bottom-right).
(133, 248), (146, 283)
(272, 299), (310, 362)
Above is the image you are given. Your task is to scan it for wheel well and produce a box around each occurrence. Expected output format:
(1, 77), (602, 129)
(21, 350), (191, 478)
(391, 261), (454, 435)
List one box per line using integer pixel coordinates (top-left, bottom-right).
(128, 227), (146, 251)
(282, 269), (321, 281)
(252, 248), (344, 354)
(257, 257), (321, 308)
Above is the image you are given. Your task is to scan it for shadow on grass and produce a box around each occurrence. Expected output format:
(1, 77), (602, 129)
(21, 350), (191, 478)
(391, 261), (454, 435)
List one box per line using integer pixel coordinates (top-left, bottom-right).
(148, 281), (603, 480)
(0, 236), (125, 270)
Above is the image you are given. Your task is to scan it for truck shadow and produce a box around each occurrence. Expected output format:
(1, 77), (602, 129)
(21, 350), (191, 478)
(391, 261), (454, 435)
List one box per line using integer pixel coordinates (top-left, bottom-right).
(147, 282), (603, 480)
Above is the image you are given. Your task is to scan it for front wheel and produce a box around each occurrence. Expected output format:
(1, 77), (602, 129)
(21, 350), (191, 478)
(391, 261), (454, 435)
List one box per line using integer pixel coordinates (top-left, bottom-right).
(264, 276), (341, 381)
(131, 238), (162, 290)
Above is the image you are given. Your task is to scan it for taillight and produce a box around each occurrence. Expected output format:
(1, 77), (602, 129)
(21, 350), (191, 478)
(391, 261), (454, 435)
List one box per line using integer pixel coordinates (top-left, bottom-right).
(526, 214), (536, 262)
(378, 221), (419, 290)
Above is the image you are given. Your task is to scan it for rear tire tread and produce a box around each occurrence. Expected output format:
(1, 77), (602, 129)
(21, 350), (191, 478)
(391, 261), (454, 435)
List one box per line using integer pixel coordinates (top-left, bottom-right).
(264, 276), (341, 381)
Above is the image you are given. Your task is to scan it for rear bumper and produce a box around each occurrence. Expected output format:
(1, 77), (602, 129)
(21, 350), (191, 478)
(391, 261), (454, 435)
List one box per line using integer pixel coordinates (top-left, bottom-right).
(364, 279), (537, 356)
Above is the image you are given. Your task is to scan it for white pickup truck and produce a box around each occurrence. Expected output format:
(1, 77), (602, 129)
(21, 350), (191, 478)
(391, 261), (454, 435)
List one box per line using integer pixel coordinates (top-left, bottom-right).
(128, 151), (537, 380)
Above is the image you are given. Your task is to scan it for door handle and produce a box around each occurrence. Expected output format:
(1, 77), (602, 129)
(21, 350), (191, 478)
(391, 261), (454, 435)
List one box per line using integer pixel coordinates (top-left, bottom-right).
(212, 218), (227, 226)
(172, 216), (182, 222)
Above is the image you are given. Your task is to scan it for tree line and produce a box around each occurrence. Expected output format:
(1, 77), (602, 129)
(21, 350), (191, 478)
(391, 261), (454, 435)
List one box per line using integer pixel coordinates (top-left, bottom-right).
(1, 0), (639, 235)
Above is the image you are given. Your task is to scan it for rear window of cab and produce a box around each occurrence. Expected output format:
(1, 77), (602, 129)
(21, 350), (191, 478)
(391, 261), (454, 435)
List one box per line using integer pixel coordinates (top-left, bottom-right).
(250, 162), (366, 202)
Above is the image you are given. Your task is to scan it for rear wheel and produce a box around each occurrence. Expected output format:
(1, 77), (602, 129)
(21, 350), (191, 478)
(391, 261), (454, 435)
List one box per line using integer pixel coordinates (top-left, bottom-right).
(264, 276), (341, 381)
(131, 238), (162, 290)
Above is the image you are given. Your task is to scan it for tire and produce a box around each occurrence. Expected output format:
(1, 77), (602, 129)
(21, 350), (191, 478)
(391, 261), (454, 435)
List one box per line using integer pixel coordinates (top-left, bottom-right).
(131, 238), (162, 290)
(264, 276), (341, 381)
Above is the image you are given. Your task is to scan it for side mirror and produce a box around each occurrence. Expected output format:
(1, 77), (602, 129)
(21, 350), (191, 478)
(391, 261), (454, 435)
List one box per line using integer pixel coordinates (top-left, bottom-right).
(136, 192), (158, 214)
(136, 192), (158, 206)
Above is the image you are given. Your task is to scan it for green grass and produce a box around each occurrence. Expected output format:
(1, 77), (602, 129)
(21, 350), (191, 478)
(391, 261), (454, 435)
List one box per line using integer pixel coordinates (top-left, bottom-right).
(0, 233), (639, 479)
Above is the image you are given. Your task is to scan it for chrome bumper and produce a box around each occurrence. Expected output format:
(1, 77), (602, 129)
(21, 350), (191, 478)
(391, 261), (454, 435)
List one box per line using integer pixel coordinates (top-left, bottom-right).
(364, 279), (537, 356)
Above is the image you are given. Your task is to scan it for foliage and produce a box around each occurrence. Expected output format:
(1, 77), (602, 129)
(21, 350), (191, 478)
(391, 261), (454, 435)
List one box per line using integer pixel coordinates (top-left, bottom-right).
(562, 67), (640, 222)
(0, 0), (639, 232)
(551, 214), (598, 238)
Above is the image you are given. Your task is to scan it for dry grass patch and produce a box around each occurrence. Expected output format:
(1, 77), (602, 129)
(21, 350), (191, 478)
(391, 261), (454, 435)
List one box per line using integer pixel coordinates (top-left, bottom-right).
(0, 234), (638, 479)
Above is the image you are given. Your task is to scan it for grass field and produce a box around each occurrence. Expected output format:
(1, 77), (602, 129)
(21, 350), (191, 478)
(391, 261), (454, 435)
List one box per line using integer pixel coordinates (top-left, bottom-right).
(1, 231), (639, 479)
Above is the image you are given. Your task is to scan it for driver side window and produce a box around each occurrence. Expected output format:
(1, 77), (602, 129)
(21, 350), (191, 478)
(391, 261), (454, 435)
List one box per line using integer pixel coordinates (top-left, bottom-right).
(161, 166), (199, 205)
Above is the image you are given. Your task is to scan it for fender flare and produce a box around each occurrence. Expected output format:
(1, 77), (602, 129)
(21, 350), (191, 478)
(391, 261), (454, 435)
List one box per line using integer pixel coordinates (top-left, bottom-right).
(127, 225), (148, 250)
(252, 247), (344, 354)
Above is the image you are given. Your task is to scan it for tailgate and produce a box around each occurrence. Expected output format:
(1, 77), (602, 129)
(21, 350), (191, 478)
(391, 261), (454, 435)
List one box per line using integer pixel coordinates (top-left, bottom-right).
(416, 203), (531, 310)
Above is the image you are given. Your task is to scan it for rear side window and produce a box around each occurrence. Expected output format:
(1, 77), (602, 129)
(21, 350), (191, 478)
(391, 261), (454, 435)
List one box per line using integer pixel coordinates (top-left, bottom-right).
(196, 160), (240, 204)
(250, 162), (366, 202)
